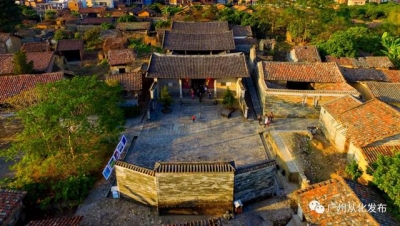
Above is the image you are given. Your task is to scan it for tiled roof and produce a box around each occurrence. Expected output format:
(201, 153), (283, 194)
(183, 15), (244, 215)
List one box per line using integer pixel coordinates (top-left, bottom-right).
(20, 42), (50, 52)
(106, 72), (143, 91)
(154, 162), (235, 173)
(56, 39), (84, 52)
(262, 62), (345, 83)
(116, 22), (151, 31)
(79, 7), (106, 14)
(100, 29), (122, 40)
(115, 161), (154, 176)
(295, 177), (379, 226)
(162, 30), (235, 51)
(27, 216), (83, 226)
(345, 179), (400, 226)
(381, 70), (400, 83)
(107, 49), (136, 66)
(0, 72), (64, 103)
(326, 56), (394, 69)
(291, 46), (321, 62)
(0, 189), (27, 225)
(234, 38), (257, 46)
(165, 218), (222, 226)
(322, 95), (362, 118)
(0, 52), (55, 74)
(171, 21), (229, 33)
(0, 33), (10, 42)
(101, 10), (127, 18)
(235, 160), (276, 174)
(363, 82), (400, 103)
(340, 68), (388, 82)
(81, 17), (114, 25)
(361, 145), (400, 164)
(232, 25), (252, 37)
(146, 53), (249, 79)
(339, 99), (400, 147)
(296, 177), (399, 226)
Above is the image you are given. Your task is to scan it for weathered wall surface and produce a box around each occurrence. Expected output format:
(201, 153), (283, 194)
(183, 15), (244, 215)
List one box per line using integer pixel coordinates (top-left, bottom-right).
(156, 172), (234, 215)
(234, 160), (277, 203)
(264, 94), (337, 118)
(115, 162), (157, 206)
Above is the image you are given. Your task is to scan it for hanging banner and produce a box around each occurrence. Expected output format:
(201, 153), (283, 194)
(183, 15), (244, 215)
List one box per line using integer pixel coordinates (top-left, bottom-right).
(102, 135), (127, 180)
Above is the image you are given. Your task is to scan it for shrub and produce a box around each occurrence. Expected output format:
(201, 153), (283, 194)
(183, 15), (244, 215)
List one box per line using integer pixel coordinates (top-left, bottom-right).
(345, 160), (363, 181)
(160, 86), (173, 109)
(222, 87), (237, 110)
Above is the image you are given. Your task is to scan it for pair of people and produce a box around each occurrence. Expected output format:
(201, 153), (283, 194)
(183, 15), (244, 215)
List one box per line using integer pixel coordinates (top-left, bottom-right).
(258, 112), (274, 127)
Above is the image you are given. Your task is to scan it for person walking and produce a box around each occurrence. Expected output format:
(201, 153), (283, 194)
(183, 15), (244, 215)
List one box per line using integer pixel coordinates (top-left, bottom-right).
(264, 116), (269, 128)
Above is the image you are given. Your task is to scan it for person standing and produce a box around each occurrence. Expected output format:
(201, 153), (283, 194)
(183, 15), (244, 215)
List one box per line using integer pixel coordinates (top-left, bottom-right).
(257, 114), (262, 125)
(264, 116), (269, 128)
(192, 115), (196, 122)
(199, 93), (203, 103)
(269, 112), (274, 123)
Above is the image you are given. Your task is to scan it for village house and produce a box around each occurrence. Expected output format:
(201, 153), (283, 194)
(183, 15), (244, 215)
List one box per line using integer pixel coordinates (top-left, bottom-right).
(232, 25), (252, 39)
(116, 22), (151, 39)
(294, 176), (399, 225)
(0, 189), (27, 226)
(320, 97), (400, 181)
(255, 61), (359, 117)
(27, 216), (83, 226)
(146, 52), (249, 99)
(0, 33), (22, 54)
(0, 72), (65, 110)
(84, 0), (115, 8)
(20, 42), (51, 52)
(81, 17), (114, 25)
(0, 52), (58, 75)
(78, 6), (107, 18)
(162, 30), (235, 54)
(171, 21), (229, 32)
(55, 39), (84, 63)
(358, 82), (400, 108)
(107, 49), (137, 74)
(288, 46), (322, 63)
(106, 71), (143, 101)
(325, 56), (395, 70)
(137, 8), (160, 18)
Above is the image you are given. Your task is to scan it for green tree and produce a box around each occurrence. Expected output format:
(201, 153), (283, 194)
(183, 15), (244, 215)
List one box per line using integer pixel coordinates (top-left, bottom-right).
(0, 0), (22, 32)
(12, 51), (33, 75)
(160, 85), (173, 110)
(161, 6), (182, 17)
(155, 19), (171, 29)
(381, 32), (400, 68)
(345, 160), (363, 181)
(21, 5), (39, 21)
(117, 15), (137, 22)
(1, 76), (124, 184)
(222, 87), (237, 110)
(100, 22), (114, 30)
(44, 10), (56, 21)
(372, 153), (400, 213)
(83, 27), (102, 48)
(54, 29), (71, 41)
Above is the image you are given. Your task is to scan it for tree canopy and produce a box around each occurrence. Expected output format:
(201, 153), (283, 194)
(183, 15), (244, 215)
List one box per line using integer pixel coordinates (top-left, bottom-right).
(372, 153), (400, 218)
(2, 76), (125, 185)
(12, 51), (33, 75)
(0, 0), (22, 32)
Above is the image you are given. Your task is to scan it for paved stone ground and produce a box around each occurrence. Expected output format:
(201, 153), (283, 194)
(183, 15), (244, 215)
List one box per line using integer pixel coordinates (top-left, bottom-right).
(76, 101), (319, 226)
(125, 101), (267, 169)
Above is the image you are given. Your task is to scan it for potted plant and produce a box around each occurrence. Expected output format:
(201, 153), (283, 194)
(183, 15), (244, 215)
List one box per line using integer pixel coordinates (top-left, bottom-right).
(160, 85), (173, 113)
(221, 87), (237, 118)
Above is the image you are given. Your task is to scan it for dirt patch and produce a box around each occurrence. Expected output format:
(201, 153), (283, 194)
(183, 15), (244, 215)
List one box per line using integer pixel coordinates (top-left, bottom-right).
(282, 133), (347, 184)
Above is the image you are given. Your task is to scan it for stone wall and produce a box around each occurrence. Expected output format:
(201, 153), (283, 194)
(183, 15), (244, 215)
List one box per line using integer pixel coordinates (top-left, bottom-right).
(156, 172), (234, 215)
(234, 160), (277, 203)
(115, 161), (157, 206)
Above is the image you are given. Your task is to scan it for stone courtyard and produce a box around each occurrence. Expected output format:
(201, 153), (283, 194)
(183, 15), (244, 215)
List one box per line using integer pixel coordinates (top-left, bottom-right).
(125, 100), (268, 169)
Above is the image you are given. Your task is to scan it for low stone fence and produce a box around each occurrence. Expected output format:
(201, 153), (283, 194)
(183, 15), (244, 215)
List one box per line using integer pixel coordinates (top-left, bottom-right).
(115, 160), (277, 215)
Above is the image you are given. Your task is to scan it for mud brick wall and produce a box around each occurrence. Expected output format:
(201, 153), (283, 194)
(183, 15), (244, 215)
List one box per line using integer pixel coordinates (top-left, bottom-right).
(156, 172), (234, 215)
(115, 162), (157, 206)
(234, 160), (277, 203)
(264, 94), (337, 118)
